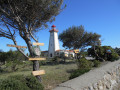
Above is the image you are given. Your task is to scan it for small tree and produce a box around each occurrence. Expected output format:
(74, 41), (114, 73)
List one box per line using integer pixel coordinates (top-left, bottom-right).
(0, 0), (64, 81)
(59, 25), (101, 58)
(88, 46), (119, 61)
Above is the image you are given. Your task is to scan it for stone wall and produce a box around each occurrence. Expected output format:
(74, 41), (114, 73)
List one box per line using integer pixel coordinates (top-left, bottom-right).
(54, 60), (120, 90)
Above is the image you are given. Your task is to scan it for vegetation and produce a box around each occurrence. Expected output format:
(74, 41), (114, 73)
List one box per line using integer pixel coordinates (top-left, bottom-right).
(76, 57), (93, 70)
(69, 58), (93, 79)
(69, 69), (90, 79)
(59, 25), (101, 49)
(0, 0), (64, 81)
(88, 46), (119, 61)
(0, 50), (26, 71)
(114, 47), (120, 56)
(0, 61), (77, 90)
(0, 75), (44, 90)
(93, 60), (101, 67)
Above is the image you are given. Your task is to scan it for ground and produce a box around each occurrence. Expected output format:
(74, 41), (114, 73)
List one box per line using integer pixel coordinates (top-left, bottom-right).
(0, 60), (77, 90)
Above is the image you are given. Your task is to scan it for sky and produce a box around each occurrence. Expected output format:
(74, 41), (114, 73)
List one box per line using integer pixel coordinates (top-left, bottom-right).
(0, 0), (120, 53)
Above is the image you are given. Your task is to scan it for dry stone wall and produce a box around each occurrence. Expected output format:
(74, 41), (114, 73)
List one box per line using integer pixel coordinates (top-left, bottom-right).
(54, 60), (120, 90)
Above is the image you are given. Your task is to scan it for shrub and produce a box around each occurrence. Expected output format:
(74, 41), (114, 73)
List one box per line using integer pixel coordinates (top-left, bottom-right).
(39, 61), (47, 65)
(69, 69), (90, 79)
(110, 53), (119, 61)
(0, 75), (44, 90)
(93, 60), (101, 67)
(88, 46), (120, 62)
(0, 77), (29, 90)
(25, 75), (44, 90)
(76, 58), (93, 70)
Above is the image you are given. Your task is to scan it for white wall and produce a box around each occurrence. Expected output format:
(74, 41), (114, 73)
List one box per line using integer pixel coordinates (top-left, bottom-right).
(48, 31), (60, 58)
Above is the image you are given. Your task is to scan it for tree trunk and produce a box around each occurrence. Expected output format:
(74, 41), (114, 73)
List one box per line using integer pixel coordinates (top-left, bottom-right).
(24, 34), (41, 82)
(93, 45), (105, 61)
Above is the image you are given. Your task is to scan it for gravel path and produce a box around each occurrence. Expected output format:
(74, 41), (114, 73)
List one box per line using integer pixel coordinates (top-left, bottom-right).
(54, 60), (120, 90)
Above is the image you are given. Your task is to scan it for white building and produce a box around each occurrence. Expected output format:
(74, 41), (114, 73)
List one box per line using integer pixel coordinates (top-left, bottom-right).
(48, 25), (60, 58)
(41, 25), (75, 58)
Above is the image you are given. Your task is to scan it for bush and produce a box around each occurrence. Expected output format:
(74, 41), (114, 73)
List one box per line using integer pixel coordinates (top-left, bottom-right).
(39, 61), (47, 65)
(0, 77), (29, 90)
(88, 46), (119, 62)
(93, 60), (101, 67)
(69, 69), (90, 79)
(76, 58), (93, 70)
(25, 75), (44, 90)
(110, 53), (119, 61)
(0, 75), (44, 90)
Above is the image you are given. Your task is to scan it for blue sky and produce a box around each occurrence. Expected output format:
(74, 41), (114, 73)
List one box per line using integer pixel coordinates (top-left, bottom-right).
(0, 0), (120, 52)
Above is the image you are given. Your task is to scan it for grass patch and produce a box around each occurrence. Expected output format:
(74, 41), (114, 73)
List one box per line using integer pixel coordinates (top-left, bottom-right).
(0, 61), (77, 90)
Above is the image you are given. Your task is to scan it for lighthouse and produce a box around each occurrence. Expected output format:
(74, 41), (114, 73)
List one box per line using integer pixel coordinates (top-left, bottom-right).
(48, 25), (60, 58)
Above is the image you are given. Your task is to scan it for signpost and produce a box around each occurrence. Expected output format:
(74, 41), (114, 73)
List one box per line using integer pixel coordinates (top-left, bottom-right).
(33, 42), (44, 46)
(29, 58), (46, 61)
(32, 70), (45, 76)
(74, 49), (79, 53)
(31, 42), (46, 77)
(7, 44), (27, 48)
(7, 42), (46, 78)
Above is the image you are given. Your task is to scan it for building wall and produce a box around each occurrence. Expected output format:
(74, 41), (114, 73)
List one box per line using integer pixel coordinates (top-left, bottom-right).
(48, 31), (60, 58)
(54, 32), (60, 51)
(48, 32), (55, 58)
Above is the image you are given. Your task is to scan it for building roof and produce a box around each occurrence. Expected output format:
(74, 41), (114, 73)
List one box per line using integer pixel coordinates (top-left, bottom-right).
(49, 25), (58, 32)
(52, 25), (56, 28)
(49, 28), (58, 32)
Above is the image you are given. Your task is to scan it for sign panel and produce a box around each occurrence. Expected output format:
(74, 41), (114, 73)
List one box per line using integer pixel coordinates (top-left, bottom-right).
(74, 49), (79, 53)
(28, 58), (46, 61)
(32, 70), (45, 76)
(75, 51), (79, 53)
(33, 43), (44, 46)
(74, 49), (79, 52)
(33, 46), (41, 56)
(7, 44), (27, 48)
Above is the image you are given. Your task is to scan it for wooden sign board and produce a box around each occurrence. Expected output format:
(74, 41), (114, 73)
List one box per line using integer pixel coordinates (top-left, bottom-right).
(28, 58), (46, 61)
(7, 44), (27, 48)
(75, 51), (79, 53)
(33, 43), (44, 46)
(74, 49), (79, 52)
(32, 70), (45, 76)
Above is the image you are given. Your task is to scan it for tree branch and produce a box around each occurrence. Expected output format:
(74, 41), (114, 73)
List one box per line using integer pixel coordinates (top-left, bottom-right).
(30, 31), (38, 42)
(12, 37), (28, 58)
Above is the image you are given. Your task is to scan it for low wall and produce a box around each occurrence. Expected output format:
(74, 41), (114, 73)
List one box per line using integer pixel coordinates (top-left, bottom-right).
(54, 60), (120, 90)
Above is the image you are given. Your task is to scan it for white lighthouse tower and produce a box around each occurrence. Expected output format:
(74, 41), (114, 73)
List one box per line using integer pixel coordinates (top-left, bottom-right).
(48, 25), (60, 58)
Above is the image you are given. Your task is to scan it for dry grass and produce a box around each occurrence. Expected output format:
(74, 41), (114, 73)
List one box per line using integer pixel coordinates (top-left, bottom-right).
(0, 61), (77, 90)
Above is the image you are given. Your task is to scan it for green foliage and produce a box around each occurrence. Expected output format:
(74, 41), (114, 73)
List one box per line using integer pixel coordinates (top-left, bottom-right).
(5, 60), (23, 71)
(69, 58), (94, 79)
(59, 52), (67, 62)
(110, 53), (119, 62)
(0, 76), (29, 90)
(39, 61), (47, 65)
(77, 58), (93, 70)
(59, 25), (101, 49)
(25, 75), (44, 90)
(0, 50), (26, 63)
(52, 56), (60, 64)
(69, 69), (90, 79)
(0, 51), (8, 64)
(114, 47), (120, 56)
(88, 46), (119, 61)
(93, 60), (101, 67)
(0, 75), (44, 90)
